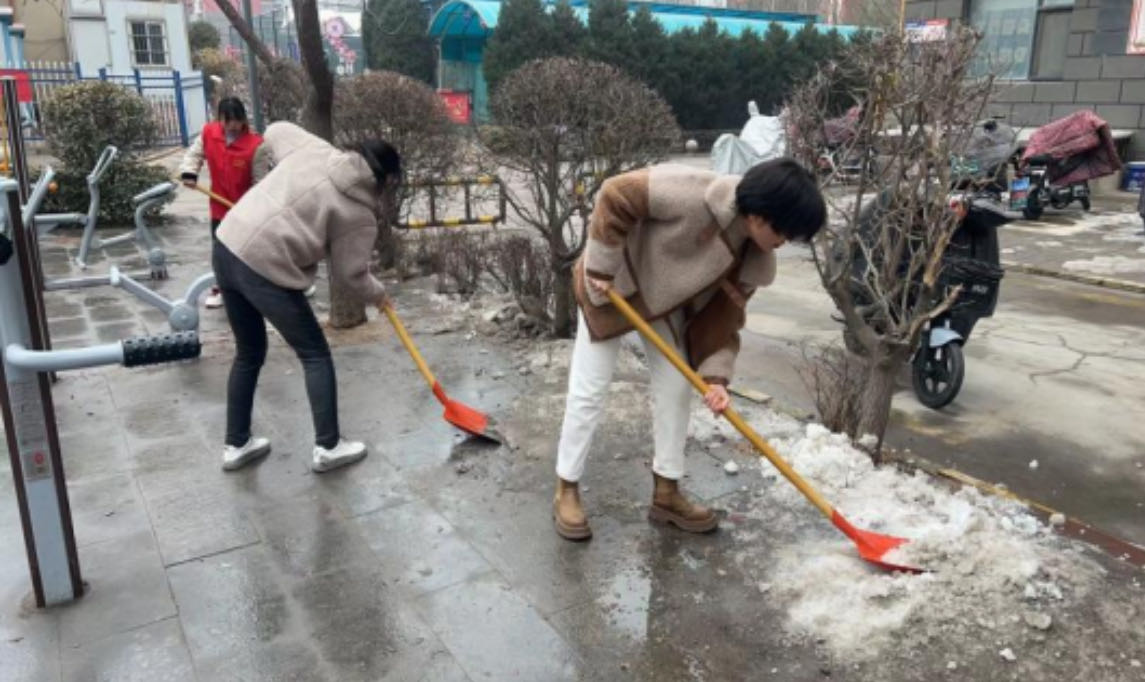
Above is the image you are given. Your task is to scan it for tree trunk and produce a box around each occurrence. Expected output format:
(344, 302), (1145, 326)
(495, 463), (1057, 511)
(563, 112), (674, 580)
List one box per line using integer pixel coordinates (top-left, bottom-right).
(375, 185), (402, 271)
(329, 286), (368, 328)
(291, 0), (365, 328)
(551, 266), (574, 338)
(293, 0), (335, 142)
(855, 354), (899, 463)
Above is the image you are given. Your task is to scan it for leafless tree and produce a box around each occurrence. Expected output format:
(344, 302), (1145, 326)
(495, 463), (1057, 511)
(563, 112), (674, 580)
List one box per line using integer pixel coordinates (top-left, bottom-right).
(484, 57), (680, 337)
(785, 28), (996, 455)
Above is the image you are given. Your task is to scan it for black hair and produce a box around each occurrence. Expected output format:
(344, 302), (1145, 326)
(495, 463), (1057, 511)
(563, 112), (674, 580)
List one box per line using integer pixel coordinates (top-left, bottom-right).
(735, 157), (827, 243)
(217, 97), (248, 123)
(356, 139), (402, 190)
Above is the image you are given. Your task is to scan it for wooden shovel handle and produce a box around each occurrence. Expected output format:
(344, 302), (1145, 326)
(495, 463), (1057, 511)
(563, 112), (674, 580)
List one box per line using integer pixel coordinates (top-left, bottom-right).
(182, 181), (235, 209)
(605, 289), (835, 519)
(381, 304), (438, 390)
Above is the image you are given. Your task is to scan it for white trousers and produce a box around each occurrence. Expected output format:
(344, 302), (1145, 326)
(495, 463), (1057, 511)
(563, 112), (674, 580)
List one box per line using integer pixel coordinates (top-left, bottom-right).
(556, 312), (693, 482)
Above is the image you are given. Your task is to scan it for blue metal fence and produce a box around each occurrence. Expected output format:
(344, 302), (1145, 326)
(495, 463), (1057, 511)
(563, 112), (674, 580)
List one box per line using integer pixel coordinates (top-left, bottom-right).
(21, 61), (203, 147)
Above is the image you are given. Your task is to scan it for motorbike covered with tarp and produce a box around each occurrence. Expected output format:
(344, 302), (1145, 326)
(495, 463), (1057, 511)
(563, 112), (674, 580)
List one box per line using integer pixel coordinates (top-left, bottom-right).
(1012, 110), (1122, 218)
(712, 101), (786, 174)
(816, 106), (875, 180)
(951, 119), (1018, 195)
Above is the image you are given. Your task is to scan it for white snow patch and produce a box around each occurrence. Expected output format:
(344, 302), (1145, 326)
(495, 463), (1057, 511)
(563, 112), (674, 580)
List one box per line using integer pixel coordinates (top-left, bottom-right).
(1035, 240), (1064, 248)
(712, 414), (1104, 662)
(1062, 256), (1145, 275)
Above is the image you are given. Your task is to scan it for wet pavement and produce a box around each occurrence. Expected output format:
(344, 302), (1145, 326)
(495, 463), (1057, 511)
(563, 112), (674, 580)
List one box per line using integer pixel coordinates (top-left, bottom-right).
(2, 168), (1145, 681)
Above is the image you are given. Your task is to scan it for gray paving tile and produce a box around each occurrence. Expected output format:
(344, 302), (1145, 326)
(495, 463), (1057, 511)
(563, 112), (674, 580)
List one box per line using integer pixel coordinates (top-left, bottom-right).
(290, 563), (457, 681)
(248, 499), (377, 581)
(57, 531), (176, 648)
(415, 573), (586, 681)
(66, 474), (151, 548)
(0, 569), (61, 682)
(167, 544), (296, 663)
(352, 498), (494, 598)
(61, 617), (194, 682)
(139, 477), (259, 567)
(192, 640), (329, 682)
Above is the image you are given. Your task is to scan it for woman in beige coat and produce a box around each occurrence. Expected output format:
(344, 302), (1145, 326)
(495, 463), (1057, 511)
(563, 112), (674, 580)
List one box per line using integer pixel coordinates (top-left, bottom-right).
(212, 121), (400, 474)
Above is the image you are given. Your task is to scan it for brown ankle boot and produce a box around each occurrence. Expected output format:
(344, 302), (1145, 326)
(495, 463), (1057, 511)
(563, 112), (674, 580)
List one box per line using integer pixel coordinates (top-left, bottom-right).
(648, 473), (719, 533)
(553, 478), (592, 541)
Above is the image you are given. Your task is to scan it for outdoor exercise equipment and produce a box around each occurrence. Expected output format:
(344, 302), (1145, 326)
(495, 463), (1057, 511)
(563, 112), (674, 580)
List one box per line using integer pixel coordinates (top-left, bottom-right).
(30, 146), (119, 267)
(28, 170), (214, 332)
(606, 288), (923, 574)
(1, 177), (201, 607)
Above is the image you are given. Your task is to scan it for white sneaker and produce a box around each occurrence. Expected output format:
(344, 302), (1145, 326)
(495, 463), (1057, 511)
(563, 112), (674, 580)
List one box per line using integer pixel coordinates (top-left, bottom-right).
(304, 284), (317, 298)
(205, 289), (224, 309)
(311, 439), (367, 473)
(222, 437), (271, 471)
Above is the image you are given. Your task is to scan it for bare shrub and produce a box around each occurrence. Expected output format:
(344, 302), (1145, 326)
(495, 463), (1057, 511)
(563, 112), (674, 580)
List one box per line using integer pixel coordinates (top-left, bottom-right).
(798, 343), (867, 444)
(432, 230), (489, 296)
(485, 235), (554, 322)
(485, 57), (680, 337)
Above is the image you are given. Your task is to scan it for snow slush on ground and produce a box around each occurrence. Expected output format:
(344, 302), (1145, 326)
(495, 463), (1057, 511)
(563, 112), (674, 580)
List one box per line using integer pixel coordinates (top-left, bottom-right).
(691, 407), (1108, 662)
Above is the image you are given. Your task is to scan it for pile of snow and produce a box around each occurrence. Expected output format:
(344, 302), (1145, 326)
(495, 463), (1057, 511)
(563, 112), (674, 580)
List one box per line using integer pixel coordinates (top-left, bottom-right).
(1062, 256), (1145, 275)
(692, 409), (1105, 661)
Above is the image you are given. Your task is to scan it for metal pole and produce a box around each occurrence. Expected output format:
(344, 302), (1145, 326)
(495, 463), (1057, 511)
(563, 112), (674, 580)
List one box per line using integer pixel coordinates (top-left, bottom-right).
(3, 79), (52, 378)
(242, 0), (265, 132)
(0, 181), (83, 607)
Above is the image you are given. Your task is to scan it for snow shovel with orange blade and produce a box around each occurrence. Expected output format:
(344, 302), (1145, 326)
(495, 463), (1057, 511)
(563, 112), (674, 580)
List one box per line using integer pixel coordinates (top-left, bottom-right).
(606, 289), (921, 573)
(382, 304), (504, 445)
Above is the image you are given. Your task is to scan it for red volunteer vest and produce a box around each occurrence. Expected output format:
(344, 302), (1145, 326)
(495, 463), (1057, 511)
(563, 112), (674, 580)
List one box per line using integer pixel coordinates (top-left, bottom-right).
(202, 121), (263, 221)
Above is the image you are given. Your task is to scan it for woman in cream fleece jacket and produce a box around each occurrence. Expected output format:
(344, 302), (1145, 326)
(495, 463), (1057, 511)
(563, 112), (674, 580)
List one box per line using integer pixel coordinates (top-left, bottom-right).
(212, 121), (401, 474)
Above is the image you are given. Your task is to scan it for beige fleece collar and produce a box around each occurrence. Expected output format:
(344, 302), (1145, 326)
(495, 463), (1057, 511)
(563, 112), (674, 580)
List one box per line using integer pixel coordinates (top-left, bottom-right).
(704, 174), (741, 231)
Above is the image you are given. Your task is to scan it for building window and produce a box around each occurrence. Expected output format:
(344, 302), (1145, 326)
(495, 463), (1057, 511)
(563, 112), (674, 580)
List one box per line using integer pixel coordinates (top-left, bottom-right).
(969, 0), (1073, 80)
(130, 20), (168, 67)
(1031, 8), (1071, 79)
(1130, 0), (1145, 55)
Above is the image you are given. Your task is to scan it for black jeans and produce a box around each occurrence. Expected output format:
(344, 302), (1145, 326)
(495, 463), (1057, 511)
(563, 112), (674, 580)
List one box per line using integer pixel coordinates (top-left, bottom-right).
(212, 241), (340, 449)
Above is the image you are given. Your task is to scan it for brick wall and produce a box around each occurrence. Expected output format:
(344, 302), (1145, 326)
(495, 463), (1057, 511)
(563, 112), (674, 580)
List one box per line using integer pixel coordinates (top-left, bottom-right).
(906, 0), (1145, 159)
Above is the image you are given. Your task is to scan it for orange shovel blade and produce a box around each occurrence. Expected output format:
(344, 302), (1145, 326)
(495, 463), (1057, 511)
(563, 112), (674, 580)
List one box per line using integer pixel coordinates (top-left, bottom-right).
(831, 510), (923, 574)
(433, 383), (504, 445)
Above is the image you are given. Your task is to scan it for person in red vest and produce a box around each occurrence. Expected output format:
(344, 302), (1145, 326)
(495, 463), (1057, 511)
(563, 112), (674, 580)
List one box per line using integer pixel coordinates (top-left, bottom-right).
(179, 97), (263, 309)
